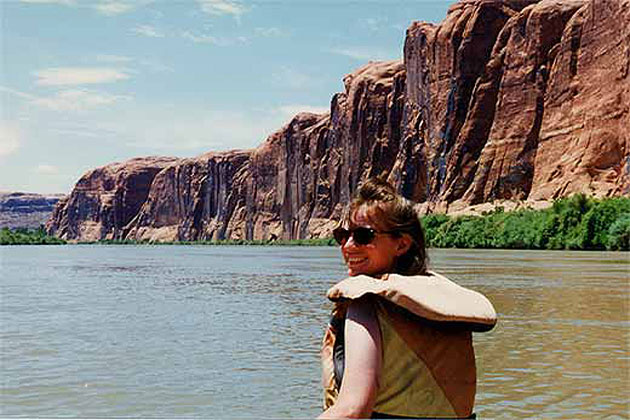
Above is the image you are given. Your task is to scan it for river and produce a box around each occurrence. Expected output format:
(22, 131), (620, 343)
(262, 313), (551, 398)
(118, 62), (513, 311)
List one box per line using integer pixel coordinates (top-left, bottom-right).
(1, 245), (628, 418)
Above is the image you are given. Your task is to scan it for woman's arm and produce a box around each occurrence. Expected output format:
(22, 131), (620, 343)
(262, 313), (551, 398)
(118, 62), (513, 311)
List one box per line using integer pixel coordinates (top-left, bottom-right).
(318, 297), (382, 419)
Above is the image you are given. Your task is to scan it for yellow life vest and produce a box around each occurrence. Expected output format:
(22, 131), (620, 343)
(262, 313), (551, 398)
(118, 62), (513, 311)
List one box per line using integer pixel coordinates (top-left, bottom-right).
(321, 272), (497, 418)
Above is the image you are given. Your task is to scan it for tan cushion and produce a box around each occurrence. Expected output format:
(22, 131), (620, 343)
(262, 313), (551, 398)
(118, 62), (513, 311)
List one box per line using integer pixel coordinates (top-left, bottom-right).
(327, 271), (497, 332)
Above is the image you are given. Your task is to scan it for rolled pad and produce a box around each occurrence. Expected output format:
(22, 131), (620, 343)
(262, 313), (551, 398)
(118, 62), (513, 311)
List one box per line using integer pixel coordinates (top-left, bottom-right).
(327, 271), (497, 332)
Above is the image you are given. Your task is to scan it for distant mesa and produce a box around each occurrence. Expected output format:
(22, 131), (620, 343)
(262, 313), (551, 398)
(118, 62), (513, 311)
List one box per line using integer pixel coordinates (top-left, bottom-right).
(47, 0), (630, 242)
(0, 192), (66, 230)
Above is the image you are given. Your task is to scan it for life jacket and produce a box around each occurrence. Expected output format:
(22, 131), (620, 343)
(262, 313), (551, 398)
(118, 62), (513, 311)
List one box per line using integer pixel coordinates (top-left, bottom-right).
(321, 271), (497, 419)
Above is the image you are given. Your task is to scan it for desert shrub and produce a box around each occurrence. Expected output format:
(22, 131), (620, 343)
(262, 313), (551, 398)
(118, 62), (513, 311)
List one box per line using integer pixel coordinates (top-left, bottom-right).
(421, 214), (450, 246)
(579, 198), (630, 249)
(418, 195), (629, 250)
(606, 213), (630, 251)
(492, 209), (545, 249)
(0, 226), (66, 245)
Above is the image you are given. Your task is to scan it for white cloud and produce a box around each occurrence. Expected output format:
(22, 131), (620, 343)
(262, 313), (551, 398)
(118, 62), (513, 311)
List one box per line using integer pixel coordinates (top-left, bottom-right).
(20, 0), (139, 15)
(2, 85), (131, 112)
(197, 0), (247, 17)
(278, 104), (329, 118)
(35, 164), (60, 175)
(0, 122), (21, 158)
(94, 1), (135, 16)
(132, 24), (164, 38)
(31, 89), (132, 111)
(34, 67), (130, 86)
(326, 46), (397, 61)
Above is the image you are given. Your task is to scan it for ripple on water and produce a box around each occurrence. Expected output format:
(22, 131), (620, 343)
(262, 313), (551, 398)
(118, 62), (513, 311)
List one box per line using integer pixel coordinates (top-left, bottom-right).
(1, 246), (628, 418)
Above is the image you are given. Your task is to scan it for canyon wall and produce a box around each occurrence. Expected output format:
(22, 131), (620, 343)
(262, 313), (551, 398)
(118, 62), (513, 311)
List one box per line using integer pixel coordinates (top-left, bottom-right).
(47, 157), (179, 241)
(48, 0), (629, 241)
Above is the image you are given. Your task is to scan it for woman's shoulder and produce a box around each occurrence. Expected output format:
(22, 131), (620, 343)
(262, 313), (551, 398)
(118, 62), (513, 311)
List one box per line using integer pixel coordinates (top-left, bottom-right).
(327, 272), (497, 332)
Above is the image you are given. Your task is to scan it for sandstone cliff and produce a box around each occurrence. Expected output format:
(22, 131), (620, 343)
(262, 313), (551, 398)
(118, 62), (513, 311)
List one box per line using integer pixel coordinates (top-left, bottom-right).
(46, 157), (180, 241)
(127, 61), (406, 241)
(124, 151), (251, 241)
(401, 0), (628, 211)
(47, 0), (629, 241)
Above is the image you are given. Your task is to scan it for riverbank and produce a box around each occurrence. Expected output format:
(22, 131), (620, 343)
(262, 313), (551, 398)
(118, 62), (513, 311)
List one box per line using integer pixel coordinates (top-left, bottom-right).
(3, 196), (629, 250)
(1, 227), (66, 245)
(423, 195), (629, 251)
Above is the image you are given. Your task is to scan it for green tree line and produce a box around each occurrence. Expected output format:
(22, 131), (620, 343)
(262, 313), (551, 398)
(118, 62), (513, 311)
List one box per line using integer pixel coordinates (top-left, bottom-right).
(0, 226), (66, 245)
(421, 195), (630, 251)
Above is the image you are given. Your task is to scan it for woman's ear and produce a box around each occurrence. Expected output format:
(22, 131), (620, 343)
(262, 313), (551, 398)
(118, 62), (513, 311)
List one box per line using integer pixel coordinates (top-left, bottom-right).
(395, 235), (412, 256)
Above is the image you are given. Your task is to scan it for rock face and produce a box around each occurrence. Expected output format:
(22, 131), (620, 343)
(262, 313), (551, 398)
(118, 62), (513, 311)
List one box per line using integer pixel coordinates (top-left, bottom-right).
(0, 192), (64, 229)
(46, 157), (179, 241)
(47, 0), (629, 241)
(402, 0), (629, 211)
(124, 151), (251, 241)
(126, 61), (406, 241)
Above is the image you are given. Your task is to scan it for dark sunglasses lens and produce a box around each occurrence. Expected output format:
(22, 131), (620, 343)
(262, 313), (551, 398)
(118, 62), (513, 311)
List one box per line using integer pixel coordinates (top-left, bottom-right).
(333, 227), (350, 245)
(353, 227), (376, 245)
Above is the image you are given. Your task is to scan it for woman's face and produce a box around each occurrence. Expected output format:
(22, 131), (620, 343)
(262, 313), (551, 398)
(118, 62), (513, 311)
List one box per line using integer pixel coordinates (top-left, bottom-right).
(340, 209), (408, 277)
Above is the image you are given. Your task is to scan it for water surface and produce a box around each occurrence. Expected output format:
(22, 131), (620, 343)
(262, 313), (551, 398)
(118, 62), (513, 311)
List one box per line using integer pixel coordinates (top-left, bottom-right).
(1, 246), (628, 418)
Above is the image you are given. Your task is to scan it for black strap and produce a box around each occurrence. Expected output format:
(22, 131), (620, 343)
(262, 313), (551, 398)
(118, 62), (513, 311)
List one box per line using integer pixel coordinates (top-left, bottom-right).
(330, 313), (345, 390)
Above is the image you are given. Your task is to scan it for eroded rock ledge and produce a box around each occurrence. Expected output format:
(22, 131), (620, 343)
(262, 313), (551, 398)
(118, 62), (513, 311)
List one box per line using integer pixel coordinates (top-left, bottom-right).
(47, 0), (629, 241)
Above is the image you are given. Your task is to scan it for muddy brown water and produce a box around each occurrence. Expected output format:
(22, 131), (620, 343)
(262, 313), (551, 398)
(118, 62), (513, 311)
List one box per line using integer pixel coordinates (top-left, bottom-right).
(1, 246), (628, 418)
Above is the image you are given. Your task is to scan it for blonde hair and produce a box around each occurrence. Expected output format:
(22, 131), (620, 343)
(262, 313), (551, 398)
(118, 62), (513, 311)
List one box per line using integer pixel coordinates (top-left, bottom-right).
(347, 177), (428, 275)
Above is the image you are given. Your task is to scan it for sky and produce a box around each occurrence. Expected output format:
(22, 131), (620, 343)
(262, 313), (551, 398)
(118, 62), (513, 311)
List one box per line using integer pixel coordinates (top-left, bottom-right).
(1, 0), (455, 194)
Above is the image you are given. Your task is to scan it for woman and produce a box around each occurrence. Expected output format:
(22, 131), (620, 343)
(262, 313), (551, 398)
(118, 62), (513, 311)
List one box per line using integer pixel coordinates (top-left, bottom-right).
(319, 178), (496, 419)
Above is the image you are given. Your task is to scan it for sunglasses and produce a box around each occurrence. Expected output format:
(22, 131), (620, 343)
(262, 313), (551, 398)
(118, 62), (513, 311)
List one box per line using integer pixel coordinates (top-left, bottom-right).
(332, 226), (397, 246)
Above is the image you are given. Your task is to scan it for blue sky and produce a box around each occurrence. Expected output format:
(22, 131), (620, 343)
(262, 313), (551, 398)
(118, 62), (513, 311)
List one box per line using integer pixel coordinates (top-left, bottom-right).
(1, 0), (454, 194)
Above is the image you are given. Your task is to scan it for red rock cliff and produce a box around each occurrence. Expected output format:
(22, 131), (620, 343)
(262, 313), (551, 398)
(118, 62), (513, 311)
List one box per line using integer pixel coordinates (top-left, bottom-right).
(127, 60), (406, 241)
(46, 157), (180, 241)
(47, 0), (629, 241)
(401, 0), (628, 210)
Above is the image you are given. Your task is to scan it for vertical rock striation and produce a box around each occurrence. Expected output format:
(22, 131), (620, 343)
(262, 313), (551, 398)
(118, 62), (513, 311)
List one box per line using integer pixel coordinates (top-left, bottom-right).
(530, 0), (630, 199)
(461, 0), (592, 203)
(124, 151), (251, 241)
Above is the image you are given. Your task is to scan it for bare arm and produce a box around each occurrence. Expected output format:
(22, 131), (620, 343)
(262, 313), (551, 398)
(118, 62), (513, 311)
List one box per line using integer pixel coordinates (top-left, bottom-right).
(318, 297), (382, 419)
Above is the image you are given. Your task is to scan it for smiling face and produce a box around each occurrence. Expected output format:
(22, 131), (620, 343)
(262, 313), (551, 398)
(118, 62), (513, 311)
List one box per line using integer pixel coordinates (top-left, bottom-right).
(340, 206), (411, 277)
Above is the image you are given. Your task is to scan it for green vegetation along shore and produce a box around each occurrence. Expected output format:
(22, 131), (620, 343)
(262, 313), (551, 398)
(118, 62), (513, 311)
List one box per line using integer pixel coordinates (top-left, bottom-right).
(1, 227), (66, 245)
(2, 195), (629, 250)
(422, 195), (629, 251)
